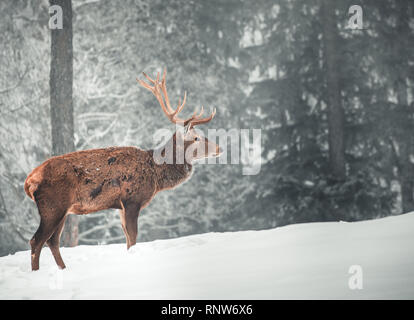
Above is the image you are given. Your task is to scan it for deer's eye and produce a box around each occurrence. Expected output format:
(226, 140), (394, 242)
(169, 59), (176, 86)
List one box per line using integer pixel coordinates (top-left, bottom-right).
(194, 137), (200, 141)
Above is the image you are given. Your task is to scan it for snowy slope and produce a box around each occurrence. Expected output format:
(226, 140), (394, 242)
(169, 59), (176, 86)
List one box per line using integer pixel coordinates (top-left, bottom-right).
(1, 213), (414, 299)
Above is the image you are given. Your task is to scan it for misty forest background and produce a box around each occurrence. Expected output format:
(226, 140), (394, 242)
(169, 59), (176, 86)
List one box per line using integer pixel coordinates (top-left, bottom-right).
(0, 0), (413, 256)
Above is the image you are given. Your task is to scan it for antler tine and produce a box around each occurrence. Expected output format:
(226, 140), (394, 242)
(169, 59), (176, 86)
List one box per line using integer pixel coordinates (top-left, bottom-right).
(188, 107), (216, 129)
(137, 78), (152, 91)
(196, 106), (204, 118)
(139, 72), (173, 119)
(159, 71), (175, 114)
(181, 105), (201, 127)
(138, 69), (199, 127)
(142, 72), (156, 85)
(173, 91), (187, 116)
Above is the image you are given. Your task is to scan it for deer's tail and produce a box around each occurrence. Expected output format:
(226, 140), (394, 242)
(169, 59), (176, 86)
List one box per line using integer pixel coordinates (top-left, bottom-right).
(24, 170), (40, 201)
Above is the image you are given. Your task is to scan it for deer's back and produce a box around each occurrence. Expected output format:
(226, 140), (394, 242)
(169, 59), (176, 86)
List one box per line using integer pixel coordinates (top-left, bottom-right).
(25, 147), (157, 214)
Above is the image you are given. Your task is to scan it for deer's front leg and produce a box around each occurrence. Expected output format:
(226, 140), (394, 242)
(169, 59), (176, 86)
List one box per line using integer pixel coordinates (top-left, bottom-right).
(121, 201), (140, 249)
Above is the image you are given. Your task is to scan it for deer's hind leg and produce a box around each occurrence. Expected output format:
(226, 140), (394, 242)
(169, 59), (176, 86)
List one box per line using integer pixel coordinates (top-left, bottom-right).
(30, 200), (67, 271)
(46, 215), (67, 269)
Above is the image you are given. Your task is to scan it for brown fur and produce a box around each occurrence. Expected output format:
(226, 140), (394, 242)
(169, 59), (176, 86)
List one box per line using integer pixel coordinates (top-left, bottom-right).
(25, 130), (221, 270)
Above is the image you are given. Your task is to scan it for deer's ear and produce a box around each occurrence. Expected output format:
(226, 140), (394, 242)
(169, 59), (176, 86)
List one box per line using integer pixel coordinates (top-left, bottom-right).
(184, 124), (190, 135)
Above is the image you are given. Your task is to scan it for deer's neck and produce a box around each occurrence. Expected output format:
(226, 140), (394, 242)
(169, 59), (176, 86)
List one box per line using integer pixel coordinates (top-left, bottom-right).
(154, 161), (193, 191)
(149, 141), (193, 191)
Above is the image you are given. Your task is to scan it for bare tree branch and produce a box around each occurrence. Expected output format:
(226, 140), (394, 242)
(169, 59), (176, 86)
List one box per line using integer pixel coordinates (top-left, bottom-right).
(0, 66), (29, 95)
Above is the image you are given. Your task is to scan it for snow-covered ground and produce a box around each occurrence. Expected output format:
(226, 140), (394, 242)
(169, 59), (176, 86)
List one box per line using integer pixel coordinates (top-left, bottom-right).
(1, 213), (414, 299)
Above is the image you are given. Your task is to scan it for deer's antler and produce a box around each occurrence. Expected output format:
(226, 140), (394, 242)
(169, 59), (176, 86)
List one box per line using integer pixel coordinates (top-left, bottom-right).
(137, 69), (216, 128)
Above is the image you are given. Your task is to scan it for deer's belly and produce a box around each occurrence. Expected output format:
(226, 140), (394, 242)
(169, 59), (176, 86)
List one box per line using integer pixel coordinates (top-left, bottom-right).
(69, 181), (122, 214)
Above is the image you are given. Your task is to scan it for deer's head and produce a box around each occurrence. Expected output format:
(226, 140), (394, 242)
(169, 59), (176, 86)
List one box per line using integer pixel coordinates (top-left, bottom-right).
(138, 69), (222, 164)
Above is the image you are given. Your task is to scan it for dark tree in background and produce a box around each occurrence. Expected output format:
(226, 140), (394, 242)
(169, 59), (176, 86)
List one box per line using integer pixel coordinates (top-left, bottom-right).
(393, 3), (414, 213)
(49, 0), (78, 246)
(239, 0), (402, 225)
(321, 0), (345, 181)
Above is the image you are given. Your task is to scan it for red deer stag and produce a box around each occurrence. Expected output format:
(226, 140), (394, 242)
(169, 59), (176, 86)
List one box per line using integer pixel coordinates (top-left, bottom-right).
(24, 69), (222, 270)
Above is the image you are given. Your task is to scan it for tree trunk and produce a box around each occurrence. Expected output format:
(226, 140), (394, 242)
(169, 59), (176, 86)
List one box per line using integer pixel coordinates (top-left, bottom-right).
(49, 0), (78, 246)
(321, 0), (346, 180)
(396, 72), (414, 214)
(395, 3), (414, 213)
(400, 140), (414, 213)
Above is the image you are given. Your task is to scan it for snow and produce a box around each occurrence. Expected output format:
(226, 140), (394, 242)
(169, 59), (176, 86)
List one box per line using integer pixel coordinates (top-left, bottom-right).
(1, 212), (414, 299)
